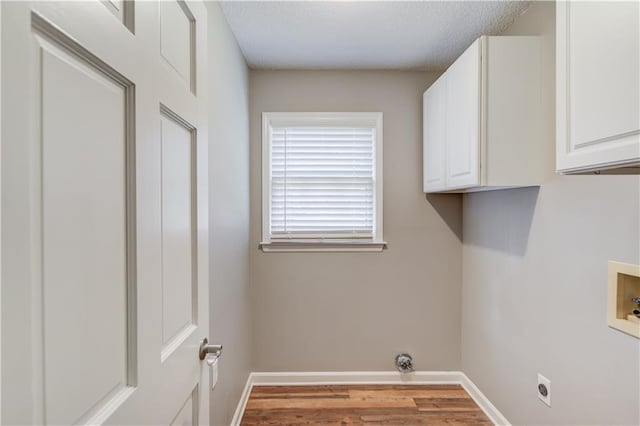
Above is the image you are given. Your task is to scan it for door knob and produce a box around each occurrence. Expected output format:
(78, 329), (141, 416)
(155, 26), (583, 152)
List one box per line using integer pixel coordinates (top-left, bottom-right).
(199, 337), (222, 365)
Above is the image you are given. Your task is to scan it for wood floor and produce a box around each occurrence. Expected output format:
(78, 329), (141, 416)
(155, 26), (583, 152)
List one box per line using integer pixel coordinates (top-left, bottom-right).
(240, 384), (492, 425)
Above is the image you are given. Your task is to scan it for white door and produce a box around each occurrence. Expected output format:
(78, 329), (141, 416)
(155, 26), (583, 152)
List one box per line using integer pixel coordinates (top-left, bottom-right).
(445, 38), (481, 190)
(556, 1), (640, 173)
(1, 1), (212, 424)
(423, 75), (447, 193)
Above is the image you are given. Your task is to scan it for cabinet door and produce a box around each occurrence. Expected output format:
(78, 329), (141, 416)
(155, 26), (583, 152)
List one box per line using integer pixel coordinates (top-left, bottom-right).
(423, 75), (447, 192)
(446, 39), (481, 189)
(557, 1), (640, 172)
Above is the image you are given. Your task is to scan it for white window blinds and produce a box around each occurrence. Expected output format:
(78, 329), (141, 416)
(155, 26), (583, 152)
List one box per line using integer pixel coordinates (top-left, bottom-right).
(269, 125), (377, 239)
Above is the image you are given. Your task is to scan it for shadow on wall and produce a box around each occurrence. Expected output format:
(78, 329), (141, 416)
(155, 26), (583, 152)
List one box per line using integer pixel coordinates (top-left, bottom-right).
(462, 186), (540, 257)
(425, 194), (463, 242)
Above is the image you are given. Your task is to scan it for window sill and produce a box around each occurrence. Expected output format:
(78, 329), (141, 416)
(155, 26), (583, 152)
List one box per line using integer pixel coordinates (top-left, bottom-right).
(259, 241), (387, 253)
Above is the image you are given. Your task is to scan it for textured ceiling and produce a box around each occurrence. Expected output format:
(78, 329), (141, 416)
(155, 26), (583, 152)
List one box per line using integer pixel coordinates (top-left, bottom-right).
(219, 1), (531, 70)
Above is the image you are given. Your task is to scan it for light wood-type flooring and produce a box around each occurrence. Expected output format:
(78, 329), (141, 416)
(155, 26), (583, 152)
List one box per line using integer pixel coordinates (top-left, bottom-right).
(240, 384), (492, 425)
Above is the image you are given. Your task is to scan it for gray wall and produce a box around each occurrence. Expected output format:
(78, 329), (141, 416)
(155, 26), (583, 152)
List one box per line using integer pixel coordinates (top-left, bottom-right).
(249, 70), (463, 372)
(461, 3), (640, 425)
(206, 3), (251, 425)
(212, 3), (640, 424)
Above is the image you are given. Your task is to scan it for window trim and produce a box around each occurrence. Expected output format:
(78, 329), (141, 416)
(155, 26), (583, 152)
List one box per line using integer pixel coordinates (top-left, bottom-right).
(260, 112), (385, 252)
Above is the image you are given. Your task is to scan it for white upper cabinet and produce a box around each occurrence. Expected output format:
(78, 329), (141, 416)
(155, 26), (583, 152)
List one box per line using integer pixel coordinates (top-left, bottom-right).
(446, 40), (481, 190)
(423, 36), (544, 193)
(423, 74), (447, 192)
(556, 1), (640, 173)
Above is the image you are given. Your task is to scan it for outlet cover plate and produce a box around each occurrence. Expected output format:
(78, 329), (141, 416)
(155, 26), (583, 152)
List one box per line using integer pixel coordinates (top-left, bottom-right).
(537, 373), (551, 407)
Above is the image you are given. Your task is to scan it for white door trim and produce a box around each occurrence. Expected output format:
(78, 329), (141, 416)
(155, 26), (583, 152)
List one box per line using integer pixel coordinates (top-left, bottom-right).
(230, 371), (510, 426)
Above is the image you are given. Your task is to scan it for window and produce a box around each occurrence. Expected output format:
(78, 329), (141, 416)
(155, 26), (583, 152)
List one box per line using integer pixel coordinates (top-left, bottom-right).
(261, 112), (385, 252)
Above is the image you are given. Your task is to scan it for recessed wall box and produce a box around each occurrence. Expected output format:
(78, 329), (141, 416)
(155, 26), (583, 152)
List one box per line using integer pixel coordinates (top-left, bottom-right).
(607, 261), (640, 339)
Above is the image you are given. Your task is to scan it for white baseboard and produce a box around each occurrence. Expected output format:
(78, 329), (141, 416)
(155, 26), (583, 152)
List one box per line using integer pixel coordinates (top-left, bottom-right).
(458, 372), (510, 426)
(230, 371), (510, 426)
(230, 373), (254, 426)
(250, 370), (463, 386)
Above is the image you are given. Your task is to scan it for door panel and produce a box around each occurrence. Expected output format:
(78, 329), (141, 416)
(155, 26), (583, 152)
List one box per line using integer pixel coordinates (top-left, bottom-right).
(2, 1), (210, 424)
(160, 109), (197, 361)
(160, 0), (195, 92)
(423, 75), (446, 192)
(556, 1), (640, 172)
(171, 386), (198, 426)
(446, 39), (480, 189)
(40, 34), (132, 425)
(570, 2), (638, 148)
